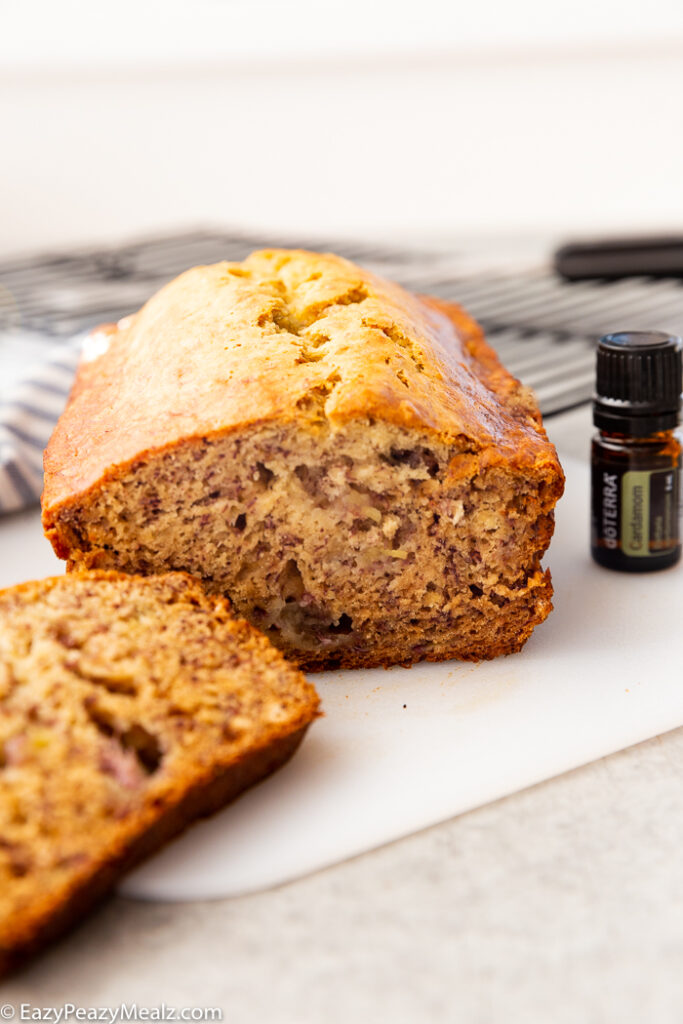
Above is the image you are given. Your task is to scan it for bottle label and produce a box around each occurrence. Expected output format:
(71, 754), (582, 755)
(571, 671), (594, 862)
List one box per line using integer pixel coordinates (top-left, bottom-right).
(593, 465), (680, 557)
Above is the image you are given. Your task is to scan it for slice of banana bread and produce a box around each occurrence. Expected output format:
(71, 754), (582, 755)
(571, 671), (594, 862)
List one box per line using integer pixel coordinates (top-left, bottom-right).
(0, 570), (319, 977)
(42, 249), (564, 669)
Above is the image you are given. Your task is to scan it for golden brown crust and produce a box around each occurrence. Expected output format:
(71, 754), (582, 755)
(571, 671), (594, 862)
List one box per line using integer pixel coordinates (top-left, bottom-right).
(0, 570), (319, 977)
(42, 249), (562, 532)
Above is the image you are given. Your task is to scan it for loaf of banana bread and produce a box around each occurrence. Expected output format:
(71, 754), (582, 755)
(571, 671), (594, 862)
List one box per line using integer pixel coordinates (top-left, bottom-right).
(0, 570), (319, 976)
(42, 249), (564, 669)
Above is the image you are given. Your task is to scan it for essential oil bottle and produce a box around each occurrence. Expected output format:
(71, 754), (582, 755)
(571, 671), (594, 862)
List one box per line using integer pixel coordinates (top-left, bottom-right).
(591, 331), (682, 572)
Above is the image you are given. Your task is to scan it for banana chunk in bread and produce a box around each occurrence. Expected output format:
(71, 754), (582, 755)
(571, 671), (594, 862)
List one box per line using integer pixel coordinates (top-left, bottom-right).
(42, 249), (564, 670)
(0, 571), (319, 977)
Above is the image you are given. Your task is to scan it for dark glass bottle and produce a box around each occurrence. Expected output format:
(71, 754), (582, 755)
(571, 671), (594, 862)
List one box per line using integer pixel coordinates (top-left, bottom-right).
(591, 331), (682, 572)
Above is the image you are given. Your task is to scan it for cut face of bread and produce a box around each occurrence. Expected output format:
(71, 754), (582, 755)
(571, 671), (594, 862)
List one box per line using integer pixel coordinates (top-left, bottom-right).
(0, 571), (319, 976)
(42, 250), (564, 669)
(50, 419), (558, 668)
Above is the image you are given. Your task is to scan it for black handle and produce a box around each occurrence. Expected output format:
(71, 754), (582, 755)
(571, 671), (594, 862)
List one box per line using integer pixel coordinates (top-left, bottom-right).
(554, 235), (683, 281)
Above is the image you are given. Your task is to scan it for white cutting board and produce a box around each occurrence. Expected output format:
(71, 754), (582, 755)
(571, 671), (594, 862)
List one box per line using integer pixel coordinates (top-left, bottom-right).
(1, 453), (681, 901)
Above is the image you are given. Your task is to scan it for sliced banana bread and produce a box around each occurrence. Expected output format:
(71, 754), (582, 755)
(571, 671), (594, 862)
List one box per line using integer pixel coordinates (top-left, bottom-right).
(42, 249), (564, 669)
(0, 570), (319, 977)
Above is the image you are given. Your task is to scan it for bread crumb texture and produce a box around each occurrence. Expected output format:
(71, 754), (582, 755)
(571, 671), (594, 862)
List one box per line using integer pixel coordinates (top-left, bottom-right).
(42, 250), (564, 669)
(0, 570), (319, 975)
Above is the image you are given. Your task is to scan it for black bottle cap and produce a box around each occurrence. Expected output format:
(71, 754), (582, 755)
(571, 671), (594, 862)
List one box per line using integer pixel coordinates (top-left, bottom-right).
(593, 331), (683, 435)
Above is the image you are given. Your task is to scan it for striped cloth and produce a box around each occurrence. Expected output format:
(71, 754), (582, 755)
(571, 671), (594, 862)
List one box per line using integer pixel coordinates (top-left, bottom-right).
(0, 340), (80, 513)
(2, 229), (683, 515)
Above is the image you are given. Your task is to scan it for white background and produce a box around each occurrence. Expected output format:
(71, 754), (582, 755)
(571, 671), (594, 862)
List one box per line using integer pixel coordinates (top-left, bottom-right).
(3, 0), (683, 255)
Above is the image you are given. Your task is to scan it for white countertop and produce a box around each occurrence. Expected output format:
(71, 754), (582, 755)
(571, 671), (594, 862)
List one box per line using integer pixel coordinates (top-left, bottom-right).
(3, 405), (682, 1021)
(3, 40), (683, 255)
